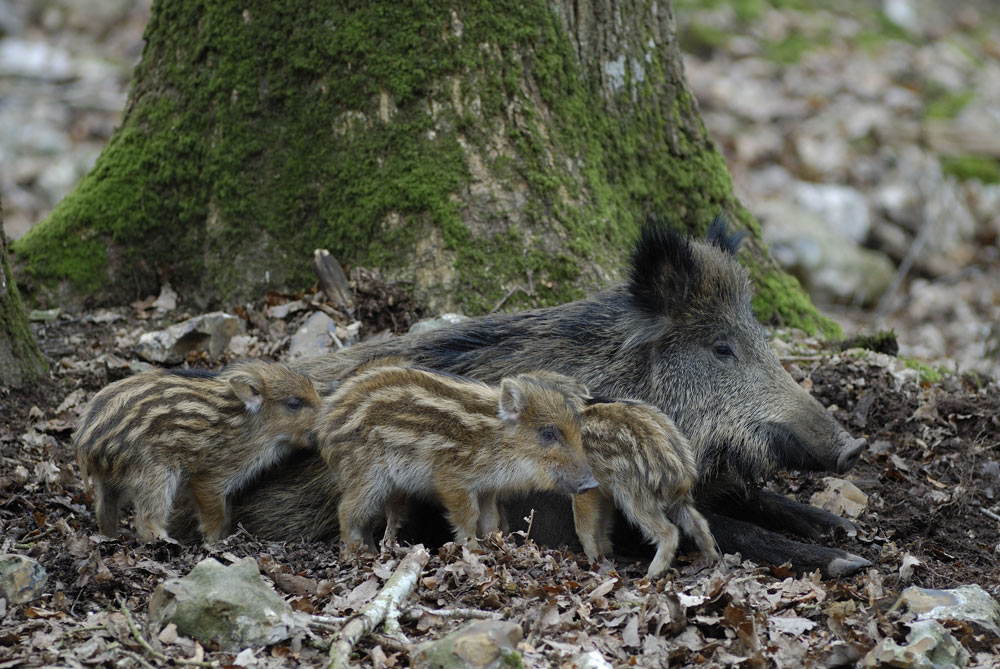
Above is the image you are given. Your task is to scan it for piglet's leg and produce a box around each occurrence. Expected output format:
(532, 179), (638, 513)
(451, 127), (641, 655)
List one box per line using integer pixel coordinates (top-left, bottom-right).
(620, 494), (680, 579)
(338, 484), (383, 552)
(133, 467), (179, 542)
(382, 492), (409, 547)
(670, 501), (720, 563)
(190, 478), (229, 542)
(436, 480), (481, 548)
(476, 493), (501, 537)
(572, 488), (613, 563)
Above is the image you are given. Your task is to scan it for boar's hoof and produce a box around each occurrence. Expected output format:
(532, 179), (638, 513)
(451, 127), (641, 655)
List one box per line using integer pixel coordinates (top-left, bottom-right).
(826, 553), (872, 578)
(835, 434), (867, 473)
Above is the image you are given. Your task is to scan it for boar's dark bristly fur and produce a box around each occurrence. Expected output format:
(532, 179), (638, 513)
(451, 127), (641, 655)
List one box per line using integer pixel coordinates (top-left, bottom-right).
(237, 218), (869, 578)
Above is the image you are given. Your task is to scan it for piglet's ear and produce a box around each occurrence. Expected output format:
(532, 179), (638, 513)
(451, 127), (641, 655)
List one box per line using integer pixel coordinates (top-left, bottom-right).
(230, 375), (263, 413)
(498, 378), (526, 424)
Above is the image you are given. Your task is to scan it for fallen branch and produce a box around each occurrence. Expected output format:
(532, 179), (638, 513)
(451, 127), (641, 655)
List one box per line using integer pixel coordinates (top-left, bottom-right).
(980, 507), (1000, 523)
(116, 596), (217, 668)
(403, 606), (502, 621)
(327, 547), (430, 669)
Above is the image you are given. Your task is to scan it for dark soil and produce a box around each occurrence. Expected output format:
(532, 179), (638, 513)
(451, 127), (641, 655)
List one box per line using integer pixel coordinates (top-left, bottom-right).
(2, 296), (999, 667)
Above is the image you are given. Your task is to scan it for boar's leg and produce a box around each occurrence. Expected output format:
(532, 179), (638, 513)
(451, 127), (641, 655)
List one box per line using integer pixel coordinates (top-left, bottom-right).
(698, 483), (856, 540)
(752, 489), (856, 539)
(703, 512), (871, 578)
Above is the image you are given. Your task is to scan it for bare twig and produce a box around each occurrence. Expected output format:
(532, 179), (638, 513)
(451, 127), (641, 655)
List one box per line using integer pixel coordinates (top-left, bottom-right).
(489, 286), (523, 314)
(980, 507), (1000, 523)
(115, 596), (217, 667)
(370, 632), (413, 654)
(403, 606), (502, 621)
(327, 547), (430, 669)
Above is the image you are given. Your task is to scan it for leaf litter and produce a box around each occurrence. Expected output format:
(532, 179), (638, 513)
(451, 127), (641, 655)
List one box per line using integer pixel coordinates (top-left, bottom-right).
(1, 285), (999, 666)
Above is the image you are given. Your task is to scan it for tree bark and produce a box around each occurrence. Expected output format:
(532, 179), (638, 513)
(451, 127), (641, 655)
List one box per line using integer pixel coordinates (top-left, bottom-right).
(12, 0), (836, 335)
(1, 200), (47, 387)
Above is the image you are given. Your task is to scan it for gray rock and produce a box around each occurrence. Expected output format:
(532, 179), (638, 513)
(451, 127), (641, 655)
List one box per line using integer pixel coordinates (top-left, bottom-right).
(794, 130), (851, 180)
(0, 554), (47, 605)
(861, 619), (969, 668)
(757, 199), (895, 306)
(148, 557), (304, 652)
(135, 312), (244, 364)
(411, 620), (523, 669)
(288, 311), (336, 360)
(408, 313), (469, 335)
(898, 584), (1000, 637)
(791, 181), (871, 243)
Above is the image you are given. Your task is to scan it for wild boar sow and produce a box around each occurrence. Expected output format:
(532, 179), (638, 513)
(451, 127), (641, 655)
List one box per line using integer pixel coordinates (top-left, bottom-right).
(236, 219), (869, 577)
(316, 366), (597, 550)
(74, 360), (320, 542)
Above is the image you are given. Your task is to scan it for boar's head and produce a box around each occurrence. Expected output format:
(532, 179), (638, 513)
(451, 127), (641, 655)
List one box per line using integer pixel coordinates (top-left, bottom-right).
(624, 217), (866, 481)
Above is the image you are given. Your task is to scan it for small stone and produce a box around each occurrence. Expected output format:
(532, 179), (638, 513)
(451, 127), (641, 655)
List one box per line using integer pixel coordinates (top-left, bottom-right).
(411, 620), (523, 669)
(791, 181), (871, 243)
(861, 619), (969, 668)
(28, 308), (60, 322)
(757, 199), (895, 306)
(408, 313), (468, 335)
(809, 477), (869, 519)
(149, 557), (304, 652)
(897, 584), (1000, 637)
(151, 284), (178, 313)
(135, 312), (244, 364)
(0, 554), (48, 605)
(288, 311), (336, 359)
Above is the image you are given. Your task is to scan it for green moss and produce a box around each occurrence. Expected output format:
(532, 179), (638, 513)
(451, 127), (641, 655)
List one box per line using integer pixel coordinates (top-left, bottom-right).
(838, 329), (899, 355)
(762, 32), (817, 64)
(940, 154), (1000, 184)
(502, 650), (525, 668)
(2, 228), (47, 385)
(924, 89), (974, 120)
(679, 22), (730, 56)
(901, 357), (945, 384)
(752, 271), (842, 339)
(15, 0), (834, 334)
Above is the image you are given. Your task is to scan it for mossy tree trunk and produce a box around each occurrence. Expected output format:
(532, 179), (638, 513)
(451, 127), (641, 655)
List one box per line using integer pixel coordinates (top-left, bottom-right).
(13, 0), (836, 335)
(1, 200), (47, 387)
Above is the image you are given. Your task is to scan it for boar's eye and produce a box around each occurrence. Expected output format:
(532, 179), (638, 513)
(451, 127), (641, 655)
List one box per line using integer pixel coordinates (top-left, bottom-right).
(712, 341), (736, 360)
(538, 426), (561, 445)
(284, 397), (306, 411)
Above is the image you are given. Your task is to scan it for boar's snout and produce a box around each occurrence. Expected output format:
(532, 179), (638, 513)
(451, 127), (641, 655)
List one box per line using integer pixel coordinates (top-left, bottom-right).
(835, 432), (867, 473)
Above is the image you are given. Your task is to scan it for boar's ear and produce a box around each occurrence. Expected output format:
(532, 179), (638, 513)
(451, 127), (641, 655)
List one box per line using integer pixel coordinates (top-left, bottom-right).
(230, 375), (264, 413)
(705, 214), (747, 255)
(628, 217), (700, 317)
(498, 378), (527, 424)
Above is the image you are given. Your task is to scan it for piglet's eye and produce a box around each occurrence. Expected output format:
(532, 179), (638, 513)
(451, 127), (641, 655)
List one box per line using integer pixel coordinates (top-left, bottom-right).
(538, 426), (560, 445)
(284, 397), (305, 411)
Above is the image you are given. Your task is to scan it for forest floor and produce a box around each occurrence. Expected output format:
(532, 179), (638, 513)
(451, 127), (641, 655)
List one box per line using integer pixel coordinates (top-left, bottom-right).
(1, 287), (999, 667)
